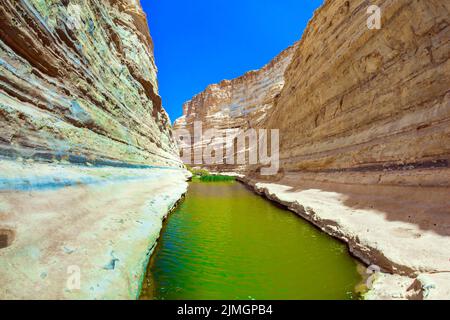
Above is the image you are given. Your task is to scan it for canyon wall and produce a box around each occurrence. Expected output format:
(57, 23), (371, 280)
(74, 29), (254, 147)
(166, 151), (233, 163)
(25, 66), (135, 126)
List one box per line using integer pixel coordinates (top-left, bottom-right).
(261, 0), (450, 187)
(0, 0), (181, 167)
(174, 43), (297, 171)
(0, 0), (187, 299)
(176, 0), (449, 186)
(176, 0), (450, 299)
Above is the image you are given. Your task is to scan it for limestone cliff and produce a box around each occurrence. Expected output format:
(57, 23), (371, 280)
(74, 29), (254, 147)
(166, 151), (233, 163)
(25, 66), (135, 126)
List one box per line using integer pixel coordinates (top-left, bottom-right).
(0, 0), (188, 299)
(174, 43), (297, 170)
(265, 2), (450, 298)
(175, 43), (297, 132)
(0, 0), (181, 167)
(262, 0), (450, 188)
(177, 0), (450, 187)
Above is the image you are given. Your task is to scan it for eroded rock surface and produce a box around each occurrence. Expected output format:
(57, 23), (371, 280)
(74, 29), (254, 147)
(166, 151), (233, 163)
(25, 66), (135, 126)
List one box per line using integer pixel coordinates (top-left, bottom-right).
(175, 43), (297, 131)
(263, 0), (450, 184)
(0, 160), (189, 300)
(0, 0), (181, 167)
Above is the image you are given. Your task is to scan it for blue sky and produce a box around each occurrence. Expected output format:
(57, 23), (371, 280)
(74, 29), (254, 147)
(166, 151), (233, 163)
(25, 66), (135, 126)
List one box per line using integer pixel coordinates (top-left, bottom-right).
(141, 0), (324, 122)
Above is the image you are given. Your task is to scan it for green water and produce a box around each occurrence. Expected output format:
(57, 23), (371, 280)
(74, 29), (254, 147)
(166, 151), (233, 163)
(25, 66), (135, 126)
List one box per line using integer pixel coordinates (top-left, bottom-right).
(141, 181), (363, 300)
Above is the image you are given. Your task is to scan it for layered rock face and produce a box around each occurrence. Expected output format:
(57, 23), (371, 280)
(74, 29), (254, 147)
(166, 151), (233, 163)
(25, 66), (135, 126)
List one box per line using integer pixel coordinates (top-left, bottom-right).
(0, 0), (188, 299)
(177, 0), (450, 299)
(262, 0), (450, 186)
(174, 44), (297, 170)
(0, 0), (181, 167)
(265, 0), (449, 298)
(175, 43), (297, 131)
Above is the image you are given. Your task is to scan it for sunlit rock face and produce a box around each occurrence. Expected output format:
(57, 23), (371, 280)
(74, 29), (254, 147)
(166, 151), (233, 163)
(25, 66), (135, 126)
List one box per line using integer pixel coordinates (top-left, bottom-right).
(177, 0), (450, 187)
(172, 0), (450, 299)
(262, 0), (450, 186)
(174, 44), (297, 171)
(0, 0), (181, 167)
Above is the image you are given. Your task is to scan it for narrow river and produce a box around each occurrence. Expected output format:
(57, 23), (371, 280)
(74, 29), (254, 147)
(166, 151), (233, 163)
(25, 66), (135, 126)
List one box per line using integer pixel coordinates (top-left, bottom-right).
(140, 180), (363, 300)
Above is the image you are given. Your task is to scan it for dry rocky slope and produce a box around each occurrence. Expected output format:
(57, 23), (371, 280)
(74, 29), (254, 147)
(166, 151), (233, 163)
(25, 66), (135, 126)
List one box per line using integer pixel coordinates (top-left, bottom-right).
(176, 0), (450, 300)
(0, 0), (188, 299)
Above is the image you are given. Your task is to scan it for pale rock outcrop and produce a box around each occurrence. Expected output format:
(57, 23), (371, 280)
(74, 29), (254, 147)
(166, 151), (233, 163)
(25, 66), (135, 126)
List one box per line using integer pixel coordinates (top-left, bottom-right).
(0, 160), (189, 300)
(175, 43), (297, 131)
(0, 0), (187, 299)
(174, 43), (298, 170)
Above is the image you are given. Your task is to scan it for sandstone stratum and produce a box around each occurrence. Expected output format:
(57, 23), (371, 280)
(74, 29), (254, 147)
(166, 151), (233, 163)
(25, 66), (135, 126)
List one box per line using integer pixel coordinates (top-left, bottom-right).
(175, 0), (450, 299)
(0, 0), (189, 299)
